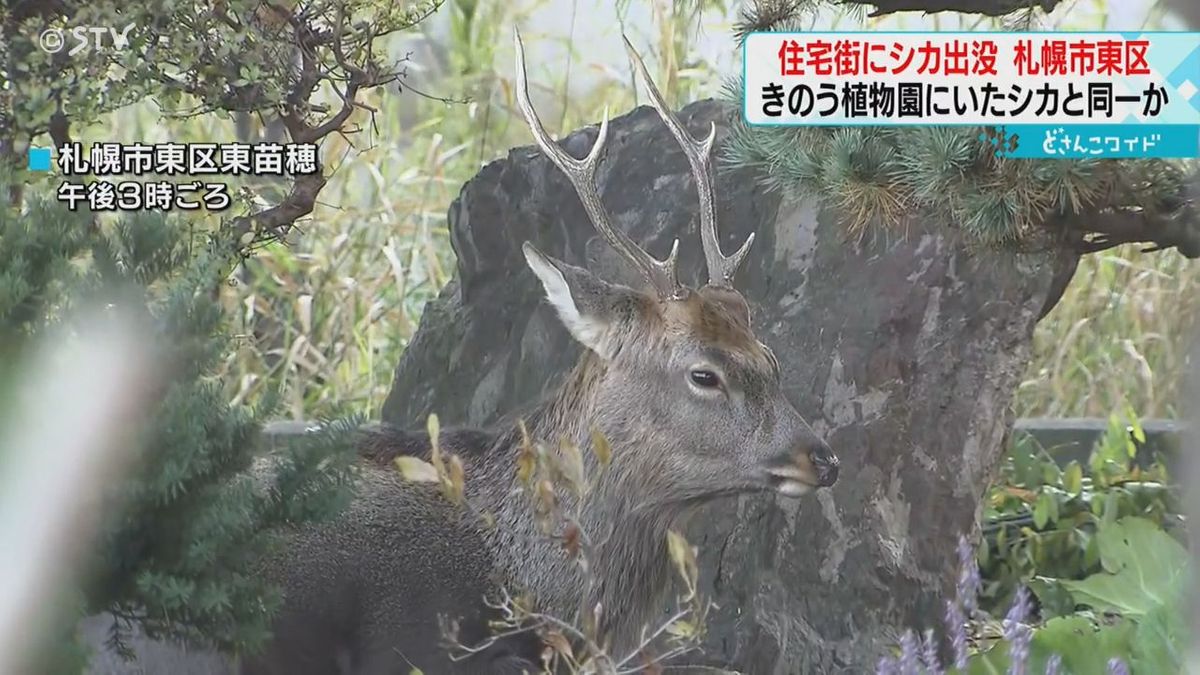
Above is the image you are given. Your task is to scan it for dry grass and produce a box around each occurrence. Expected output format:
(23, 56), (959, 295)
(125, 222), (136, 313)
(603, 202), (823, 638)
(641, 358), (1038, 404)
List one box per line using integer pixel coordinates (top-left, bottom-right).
(1015, 246), (1199, 419)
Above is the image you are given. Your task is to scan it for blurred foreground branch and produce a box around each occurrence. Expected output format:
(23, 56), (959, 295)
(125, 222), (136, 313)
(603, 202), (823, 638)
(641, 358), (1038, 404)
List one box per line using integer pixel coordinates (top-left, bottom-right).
(0, 317), (154, 674)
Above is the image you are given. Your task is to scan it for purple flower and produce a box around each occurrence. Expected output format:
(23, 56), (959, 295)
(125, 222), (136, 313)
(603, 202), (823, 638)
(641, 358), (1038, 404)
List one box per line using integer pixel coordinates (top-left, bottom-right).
(1003, 586), (1032, 636)
(944, 598), (969, 669)
(1044, 653), (1062, 675)
(899, 629), (921, 675)
(921, 628), (943, 674)
(1003, 587), (1033, 675)
(1007, 625), (1032, 675)
(1106, 657), (1130, 675)
(957, 535), (982, 614)
(876, 656), (899, 675)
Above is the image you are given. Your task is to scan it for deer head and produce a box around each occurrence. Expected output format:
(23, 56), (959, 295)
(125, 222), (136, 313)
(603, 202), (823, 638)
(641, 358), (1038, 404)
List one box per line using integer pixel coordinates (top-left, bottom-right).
(514, 31), (838, 502)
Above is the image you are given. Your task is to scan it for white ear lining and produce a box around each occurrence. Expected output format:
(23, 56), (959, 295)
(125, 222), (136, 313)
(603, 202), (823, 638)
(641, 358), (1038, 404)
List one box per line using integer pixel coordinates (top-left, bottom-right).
(522, 243), (612, 357)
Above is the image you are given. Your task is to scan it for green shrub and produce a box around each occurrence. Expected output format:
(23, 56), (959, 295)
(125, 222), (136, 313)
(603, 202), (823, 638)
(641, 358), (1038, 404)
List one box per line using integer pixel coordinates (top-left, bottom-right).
(0, 193), (357, 671)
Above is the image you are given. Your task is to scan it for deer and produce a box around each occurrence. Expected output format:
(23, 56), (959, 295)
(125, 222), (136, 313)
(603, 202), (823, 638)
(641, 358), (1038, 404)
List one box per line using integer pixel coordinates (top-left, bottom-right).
(239, 30), (839, 675)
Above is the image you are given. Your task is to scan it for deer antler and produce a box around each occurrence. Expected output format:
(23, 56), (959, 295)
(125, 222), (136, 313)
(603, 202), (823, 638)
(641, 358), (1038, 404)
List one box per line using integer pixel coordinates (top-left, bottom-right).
(514, 29), (683, 300)
(621, 35), (755, 290)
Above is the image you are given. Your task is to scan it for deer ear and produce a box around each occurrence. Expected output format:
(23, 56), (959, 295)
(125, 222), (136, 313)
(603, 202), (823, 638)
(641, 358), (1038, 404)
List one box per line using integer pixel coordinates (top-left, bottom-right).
(522, 242), (627, 359)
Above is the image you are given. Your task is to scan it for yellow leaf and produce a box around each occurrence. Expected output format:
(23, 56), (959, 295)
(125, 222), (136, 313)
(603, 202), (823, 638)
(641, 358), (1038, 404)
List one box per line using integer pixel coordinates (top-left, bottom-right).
(543, 630), (574, 659)
(394, 456), (439, 483)
(516, 420), (537, 485)
(666, 529), (698, 600)
(517, 418), (532, 450)
(1003, 486), (1037, 503)
(665, 619), (696, 639)
(426, 413), (445, 473)
(590, 427), (613, 467)
(445, 454), (466, 505)
(512, 592), (535, 614)
(427, 412), (441, 441)
(516, 444), (535, 487)
(536, 479), (557, 513)
(558, 437), (586, 496)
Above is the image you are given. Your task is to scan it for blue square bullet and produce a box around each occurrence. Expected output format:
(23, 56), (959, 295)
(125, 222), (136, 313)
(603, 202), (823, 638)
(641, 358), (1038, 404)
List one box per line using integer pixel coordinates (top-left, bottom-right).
(28, 148), (52, 172)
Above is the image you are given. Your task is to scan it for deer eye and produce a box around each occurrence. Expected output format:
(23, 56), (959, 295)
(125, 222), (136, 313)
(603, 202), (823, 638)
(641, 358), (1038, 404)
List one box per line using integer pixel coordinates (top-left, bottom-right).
(688, 369), (721, 389)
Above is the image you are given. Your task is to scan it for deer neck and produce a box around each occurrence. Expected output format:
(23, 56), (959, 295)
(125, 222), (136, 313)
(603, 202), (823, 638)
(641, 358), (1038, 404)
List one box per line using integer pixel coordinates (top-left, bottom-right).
(474, 351), (679, 654)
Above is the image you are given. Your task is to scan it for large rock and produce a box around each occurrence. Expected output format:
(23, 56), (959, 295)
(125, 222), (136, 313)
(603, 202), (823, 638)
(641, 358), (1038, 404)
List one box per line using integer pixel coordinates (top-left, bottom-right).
(381, 98), (1078, 672)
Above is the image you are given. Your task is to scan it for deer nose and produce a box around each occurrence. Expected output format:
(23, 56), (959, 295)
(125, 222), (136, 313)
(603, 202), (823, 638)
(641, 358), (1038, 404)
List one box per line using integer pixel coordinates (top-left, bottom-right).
(764, 436), (838, 494)
(811, 447), (839, 487)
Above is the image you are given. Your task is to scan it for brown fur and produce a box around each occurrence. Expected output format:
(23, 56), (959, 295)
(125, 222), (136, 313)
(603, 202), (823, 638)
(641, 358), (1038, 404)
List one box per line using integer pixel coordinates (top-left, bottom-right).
(245, 32), (836, 672)
(243, 282), (836, 675)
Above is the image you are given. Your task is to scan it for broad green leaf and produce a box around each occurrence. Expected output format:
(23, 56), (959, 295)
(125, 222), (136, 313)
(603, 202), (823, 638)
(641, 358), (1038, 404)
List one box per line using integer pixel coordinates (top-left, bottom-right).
(1043, 460), (1063, 486)
(1101, 491), (1120, 524)
(1084, 533), (1101, 569)
(1033, 492), (1059, 529)
(1064, 461), (1083, 496)
(970, 616), (1135, 675)
(1127, 407), (1146, 445)
(967, 644), (1009, 675)
(1060, 517), (1188, 617)
(1034, 495), (1050, 529)
(1130, 598), (1185, 674)
(1028, 576), (1077, 620)
(1038, 616), (1135, 675)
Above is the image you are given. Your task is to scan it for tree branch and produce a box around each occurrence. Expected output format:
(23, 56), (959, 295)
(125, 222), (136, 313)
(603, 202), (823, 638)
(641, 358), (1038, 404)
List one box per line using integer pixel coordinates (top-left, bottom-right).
(8, 0), (70, 22)
(842, 0), (1063, 17)
(222, 2), (417, 252)
(1058, 202), (1200, 259)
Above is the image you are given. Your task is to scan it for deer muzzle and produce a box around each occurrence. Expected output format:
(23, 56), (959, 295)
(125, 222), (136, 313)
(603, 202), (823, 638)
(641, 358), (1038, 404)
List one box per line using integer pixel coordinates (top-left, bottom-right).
(765, 441), (839, 496)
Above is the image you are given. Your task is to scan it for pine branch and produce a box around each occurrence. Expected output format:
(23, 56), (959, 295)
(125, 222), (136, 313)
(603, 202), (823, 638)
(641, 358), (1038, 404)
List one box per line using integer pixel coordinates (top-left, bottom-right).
(1061, 204), (1200, 258)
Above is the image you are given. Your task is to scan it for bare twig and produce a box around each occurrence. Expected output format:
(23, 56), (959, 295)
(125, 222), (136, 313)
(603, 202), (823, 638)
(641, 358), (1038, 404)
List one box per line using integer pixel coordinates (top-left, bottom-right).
(613, 607), (692, 671)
